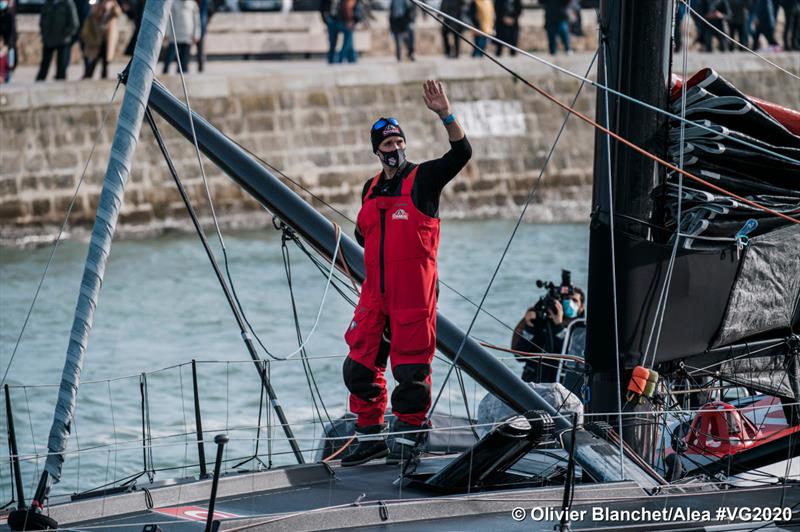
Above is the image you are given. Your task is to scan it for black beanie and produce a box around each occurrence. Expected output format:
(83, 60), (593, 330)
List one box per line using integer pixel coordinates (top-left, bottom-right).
(370, 118), (405, 153)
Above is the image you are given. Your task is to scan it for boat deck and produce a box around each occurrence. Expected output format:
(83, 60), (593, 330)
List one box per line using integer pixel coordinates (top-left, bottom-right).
(2, 455), (798, 531)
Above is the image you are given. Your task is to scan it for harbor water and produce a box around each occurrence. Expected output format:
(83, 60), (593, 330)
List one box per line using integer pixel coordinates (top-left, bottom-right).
(0, 220), (588, 499)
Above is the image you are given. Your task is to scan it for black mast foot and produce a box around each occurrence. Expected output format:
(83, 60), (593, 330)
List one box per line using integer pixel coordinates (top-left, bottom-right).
(7, 509), (58, 531)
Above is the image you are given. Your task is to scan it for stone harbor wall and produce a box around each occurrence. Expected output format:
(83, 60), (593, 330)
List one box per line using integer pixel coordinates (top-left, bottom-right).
(1, 53), (798, 245)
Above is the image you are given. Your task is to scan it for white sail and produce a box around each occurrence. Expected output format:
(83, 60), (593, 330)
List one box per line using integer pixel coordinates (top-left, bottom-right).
(44, 0), (173, 482)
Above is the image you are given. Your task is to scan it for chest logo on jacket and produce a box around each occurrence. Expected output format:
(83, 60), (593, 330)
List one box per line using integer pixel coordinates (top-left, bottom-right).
(392, 209), (409, 220)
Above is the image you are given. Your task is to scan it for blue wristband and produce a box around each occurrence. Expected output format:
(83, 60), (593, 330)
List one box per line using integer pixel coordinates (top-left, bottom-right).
(441, 113), (456, 125)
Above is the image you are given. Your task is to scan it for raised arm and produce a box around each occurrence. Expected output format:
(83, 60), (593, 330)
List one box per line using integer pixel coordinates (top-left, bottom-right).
(423, 80), (465, 142)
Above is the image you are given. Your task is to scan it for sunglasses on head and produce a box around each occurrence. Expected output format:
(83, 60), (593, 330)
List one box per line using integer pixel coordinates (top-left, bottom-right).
(372, 117), (400, 130)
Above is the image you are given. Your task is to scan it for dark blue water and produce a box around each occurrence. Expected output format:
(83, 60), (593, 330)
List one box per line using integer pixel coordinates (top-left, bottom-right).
(0, 221), (588, 499)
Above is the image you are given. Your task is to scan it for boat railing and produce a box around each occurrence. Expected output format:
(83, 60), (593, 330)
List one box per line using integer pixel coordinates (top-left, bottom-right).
(0, 356), (795, 504)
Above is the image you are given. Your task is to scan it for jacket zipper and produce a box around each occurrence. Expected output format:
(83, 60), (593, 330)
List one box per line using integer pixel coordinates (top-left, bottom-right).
(379, 209), (386, 294)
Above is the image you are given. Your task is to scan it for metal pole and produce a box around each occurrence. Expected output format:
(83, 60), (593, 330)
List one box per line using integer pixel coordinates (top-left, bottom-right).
(144, 108), (304, 465)
(559, 413), (579, 532)
(139, 374), (149, 476)
(192, 360), (209, 478)
(205, 434), (229, 532)
(4, 385), (26, 510)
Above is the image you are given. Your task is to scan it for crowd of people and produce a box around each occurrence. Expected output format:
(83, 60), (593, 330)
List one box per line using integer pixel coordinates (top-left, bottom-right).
(0, 0), (209, 84)
(2, 0), (796, 84)
(676, 0), (800, 52)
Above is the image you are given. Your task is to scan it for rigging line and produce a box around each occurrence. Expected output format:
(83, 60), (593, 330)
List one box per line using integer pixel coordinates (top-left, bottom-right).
(263, 227), (342, 361)
(415, 0), (800, 226)
(0, 78), (123, 390)
(168, 14), (275, 371)
(411, 0), (800, 177)
(600, 38), (624, 479)
(424, 42), (600, 424)
(239, 145), (542, 351)
(680, 0), (800, 83)
(281, 237), (341, 440)
(643, 4), (692, 371)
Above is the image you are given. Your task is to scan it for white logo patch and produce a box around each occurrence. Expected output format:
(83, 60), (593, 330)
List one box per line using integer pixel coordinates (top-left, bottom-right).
(392, 209), (409, 220)
(349, 320), (357, 331)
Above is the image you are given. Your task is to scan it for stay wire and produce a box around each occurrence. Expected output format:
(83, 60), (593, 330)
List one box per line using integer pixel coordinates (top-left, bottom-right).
(169, 13), (279, 368)
(280, 237), (342, 441)
(422, 18), (600, 424)
(642, 6), (691, 370)
(599, 37), (625, 479)
(0, 78), (122, 389)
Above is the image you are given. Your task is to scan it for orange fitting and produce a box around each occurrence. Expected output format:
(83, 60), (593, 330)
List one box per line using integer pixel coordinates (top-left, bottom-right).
(627, 366), (650, 396)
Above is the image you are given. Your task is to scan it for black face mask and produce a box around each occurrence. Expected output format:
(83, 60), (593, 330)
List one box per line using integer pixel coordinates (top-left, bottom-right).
(377, 147), (406, 169)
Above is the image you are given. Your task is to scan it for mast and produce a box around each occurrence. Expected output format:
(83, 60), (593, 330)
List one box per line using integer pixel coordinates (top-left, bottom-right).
(27, 0), (173, 510)
(586, 0), (673, 453)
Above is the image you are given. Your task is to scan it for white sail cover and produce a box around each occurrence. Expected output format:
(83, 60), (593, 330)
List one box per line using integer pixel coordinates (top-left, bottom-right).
(44, 0), (173, 481)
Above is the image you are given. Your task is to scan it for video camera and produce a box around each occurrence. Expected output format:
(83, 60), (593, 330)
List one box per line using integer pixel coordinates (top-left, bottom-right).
(533, 270), (574, 317)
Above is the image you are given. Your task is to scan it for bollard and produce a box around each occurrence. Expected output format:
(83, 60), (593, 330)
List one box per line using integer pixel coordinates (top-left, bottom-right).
(205, 434), (229, 532)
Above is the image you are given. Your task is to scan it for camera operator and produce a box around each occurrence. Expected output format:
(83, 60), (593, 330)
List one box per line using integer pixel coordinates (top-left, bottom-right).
(511, 270), (585, 383)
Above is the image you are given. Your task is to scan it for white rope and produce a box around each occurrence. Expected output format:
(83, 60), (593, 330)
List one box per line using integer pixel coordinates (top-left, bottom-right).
(272, 230), (342, 360)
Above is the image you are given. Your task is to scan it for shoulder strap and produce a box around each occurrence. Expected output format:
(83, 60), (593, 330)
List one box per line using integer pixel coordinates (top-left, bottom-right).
(364, 172), (382, 201)
(400, 166), (419, 196)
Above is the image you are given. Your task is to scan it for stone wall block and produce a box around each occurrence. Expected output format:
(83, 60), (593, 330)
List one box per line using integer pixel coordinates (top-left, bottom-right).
(247, 114), (276, 133)
(0, 199), (28, 220)
(0, 178), (18, 196)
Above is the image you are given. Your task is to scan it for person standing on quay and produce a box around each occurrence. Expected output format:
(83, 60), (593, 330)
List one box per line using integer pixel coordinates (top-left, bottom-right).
(80, 0), (122, 79)
(494, 0), (521, 55)
(36, 0), (79, 81)
(542, 0), (571, 55)
(389, 0), (415, 62)
(471, 0), (494, 57)
(0, 0), (17, 84)
(440, 0), (463, 58)
(163, 0), (200, 74)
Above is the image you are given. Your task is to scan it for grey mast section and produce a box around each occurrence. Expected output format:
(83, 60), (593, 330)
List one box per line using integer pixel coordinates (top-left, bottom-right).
(44, 0), (174, 482)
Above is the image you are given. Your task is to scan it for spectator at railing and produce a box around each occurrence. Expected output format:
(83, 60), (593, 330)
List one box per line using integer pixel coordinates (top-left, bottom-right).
(0, 0), (16, 84)
(541, 0), (571, 55)
(440, 0), (464, 58)
(470, 0), (494, 57)
(164, 0), (201, 74)
(322, 0), (363, 64)
(80, 0), (122, 79)
(196, 0), (214, 72)
(389, 0), (415, 62)
(36, 0), (79, 81)
(494, 0), (521, 55)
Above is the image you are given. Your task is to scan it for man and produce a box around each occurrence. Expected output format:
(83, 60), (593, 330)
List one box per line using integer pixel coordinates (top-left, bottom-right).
(341, 80), (471, 467)
(513, 286), (585, 383)
(36, 0), (79, 81)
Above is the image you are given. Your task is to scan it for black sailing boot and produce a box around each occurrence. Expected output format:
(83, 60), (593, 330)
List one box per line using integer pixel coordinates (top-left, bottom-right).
(340, 424), (389, 467)
(386, 420), (429, 466)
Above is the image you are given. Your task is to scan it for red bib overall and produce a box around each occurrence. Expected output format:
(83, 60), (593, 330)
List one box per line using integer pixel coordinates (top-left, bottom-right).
(344, 167), (440, 428)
